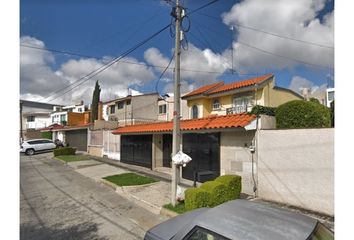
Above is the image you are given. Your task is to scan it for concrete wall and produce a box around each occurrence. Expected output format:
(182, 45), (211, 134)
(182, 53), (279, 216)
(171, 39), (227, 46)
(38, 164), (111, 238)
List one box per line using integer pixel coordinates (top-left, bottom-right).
(103, 130), (120, 160)
(152, 134), (163, 169)
(220, 130), (257, 195)
(257, 129), (334, 215)
(88, 146), (103, 157)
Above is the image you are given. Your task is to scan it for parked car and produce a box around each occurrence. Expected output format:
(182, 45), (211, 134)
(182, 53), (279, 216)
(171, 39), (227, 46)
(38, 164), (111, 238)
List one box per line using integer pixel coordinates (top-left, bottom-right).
(20, 139), (57, 155)
(144, 199), (334, 240)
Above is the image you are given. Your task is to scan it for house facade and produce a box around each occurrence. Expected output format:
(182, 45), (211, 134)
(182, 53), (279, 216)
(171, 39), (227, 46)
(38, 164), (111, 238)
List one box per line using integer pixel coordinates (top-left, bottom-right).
(109, 74), (305, 194)
(20, 100), (61, 141)
(157, 93), (188, 121)
(182, 73), (303, 118)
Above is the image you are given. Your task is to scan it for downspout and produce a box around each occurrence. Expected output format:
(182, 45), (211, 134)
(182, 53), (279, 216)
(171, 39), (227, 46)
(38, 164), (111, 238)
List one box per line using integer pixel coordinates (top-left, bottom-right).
(251, 83), (259, 197)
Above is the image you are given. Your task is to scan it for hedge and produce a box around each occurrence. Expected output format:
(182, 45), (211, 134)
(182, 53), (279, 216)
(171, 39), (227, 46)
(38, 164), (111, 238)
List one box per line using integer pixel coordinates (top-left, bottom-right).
(215, 175), (242, 201)
(200, 181), (228, 207)
(275, 100), (331, 129)
(185, 188), (210, 211)
(54, 147), (77, 156)
(250, 105), (276, 116)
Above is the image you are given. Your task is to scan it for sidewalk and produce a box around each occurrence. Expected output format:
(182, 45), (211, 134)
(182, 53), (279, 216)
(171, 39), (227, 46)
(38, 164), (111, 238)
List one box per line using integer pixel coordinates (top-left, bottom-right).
(58, 155), (184, 216)
(57, 153), (334, 231)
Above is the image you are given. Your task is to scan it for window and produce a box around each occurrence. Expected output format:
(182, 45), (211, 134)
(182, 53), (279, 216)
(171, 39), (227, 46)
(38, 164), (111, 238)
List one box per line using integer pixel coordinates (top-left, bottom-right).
(110, 105), (115, 114)
(78, 107), (82, 112)
(327, 91), (334, 102)
(60, 114), (66, 122)
(212, 99), (220, 110)
(184, 226), (229, 240)
(233, 96), (254, 113)
(117, 101), (124, 109)
(126, 99), (131, 105)
(27, 116), (35, 122)
(192, 105), (199, 119)
(159, 104), (167, 114)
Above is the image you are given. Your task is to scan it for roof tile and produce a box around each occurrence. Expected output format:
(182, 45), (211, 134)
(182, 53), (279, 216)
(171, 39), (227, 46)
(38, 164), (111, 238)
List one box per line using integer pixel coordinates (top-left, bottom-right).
(112, 113), (256, 134)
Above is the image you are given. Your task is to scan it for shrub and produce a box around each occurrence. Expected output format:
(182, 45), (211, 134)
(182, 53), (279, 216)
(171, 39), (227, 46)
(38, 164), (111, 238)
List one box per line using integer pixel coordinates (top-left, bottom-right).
(184, 188), (210, 211)
(54, 147), (77, 156)
(250, 105), (276, 116)
(41, 131), (52, 140)
(275, 100), (331, 129)
(215, 175), (242, 201)
(200, 181), (228, 207)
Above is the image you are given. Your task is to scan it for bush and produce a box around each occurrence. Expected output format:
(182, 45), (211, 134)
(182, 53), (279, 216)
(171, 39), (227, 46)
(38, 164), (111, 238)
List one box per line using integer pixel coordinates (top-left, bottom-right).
(185, 188), (210, 211)
(275, 100), (331, 129)
(200, 181), (228, 207)
(41, 131), (52, 140)
(250, 105), (276, 116)
(54, 147), (77, 156)
(215, 175), (242, 201)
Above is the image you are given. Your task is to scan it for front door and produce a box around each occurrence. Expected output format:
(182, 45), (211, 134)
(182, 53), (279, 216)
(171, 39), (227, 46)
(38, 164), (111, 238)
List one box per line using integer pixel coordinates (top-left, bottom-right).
(162, 134), (172, 167)
(182, 133), (220, 182)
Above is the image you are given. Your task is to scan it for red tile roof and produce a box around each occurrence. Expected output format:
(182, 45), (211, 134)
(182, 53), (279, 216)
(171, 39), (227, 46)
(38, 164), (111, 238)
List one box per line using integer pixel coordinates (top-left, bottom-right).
(40, 123), (64, 132)
(208, 74), (274, 95)
(182, 74), (274, 98)
(112, 113), (256, 134)
(182, 81), (224, 98)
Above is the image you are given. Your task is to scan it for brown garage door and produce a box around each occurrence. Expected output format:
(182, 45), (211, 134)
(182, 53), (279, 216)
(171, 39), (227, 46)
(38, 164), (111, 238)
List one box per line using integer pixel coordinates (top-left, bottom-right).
(65, 129), (87, 151)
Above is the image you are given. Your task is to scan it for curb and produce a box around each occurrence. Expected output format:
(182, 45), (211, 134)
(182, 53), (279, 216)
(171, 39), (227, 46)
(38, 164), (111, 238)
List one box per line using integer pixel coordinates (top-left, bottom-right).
(160, 207), (179, 218)
(53, 157), (68, 165)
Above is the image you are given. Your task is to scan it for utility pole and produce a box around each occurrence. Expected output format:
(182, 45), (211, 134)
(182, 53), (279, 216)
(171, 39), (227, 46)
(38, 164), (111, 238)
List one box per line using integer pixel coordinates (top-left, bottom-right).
(171, 0), (182, 206)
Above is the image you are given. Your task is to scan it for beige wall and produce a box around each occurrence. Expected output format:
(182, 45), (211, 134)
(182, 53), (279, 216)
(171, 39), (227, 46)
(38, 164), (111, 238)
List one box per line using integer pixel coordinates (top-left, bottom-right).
(220, 130), (257, 195)
(268, 88), (302, 107)
(257, 129), (334, 216)
(152, 134), (163, 169)
(88, 146), (103, 157)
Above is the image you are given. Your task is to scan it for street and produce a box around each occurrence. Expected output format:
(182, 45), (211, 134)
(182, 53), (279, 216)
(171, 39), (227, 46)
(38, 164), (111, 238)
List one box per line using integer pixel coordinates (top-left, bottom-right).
(20, 153), (166, 240)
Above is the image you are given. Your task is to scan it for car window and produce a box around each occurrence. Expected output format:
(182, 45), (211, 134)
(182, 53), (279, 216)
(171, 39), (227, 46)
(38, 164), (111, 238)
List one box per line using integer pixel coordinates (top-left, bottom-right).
(310, 223), (334, 240)
(27, 140), (41, 145)
(42, 140), (54, 143)
(184, 226), (230, 240)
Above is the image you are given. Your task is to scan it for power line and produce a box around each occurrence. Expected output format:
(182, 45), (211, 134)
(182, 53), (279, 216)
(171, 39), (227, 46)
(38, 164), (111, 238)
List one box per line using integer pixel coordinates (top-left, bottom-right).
(20, 44), (259, 77)
(198, 12), (334, 50)
(191, 19), (334, 70)
(155, 52), (175, 95)
(42, 24), (172, 103)
(187, 0), (220, 16)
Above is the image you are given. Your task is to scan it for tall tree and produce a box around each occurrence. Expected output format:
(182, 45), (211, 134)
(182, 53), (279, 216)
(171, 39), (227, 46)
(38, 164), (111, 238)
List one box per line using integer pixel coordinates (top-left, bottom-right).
(90, 80), (101, 123)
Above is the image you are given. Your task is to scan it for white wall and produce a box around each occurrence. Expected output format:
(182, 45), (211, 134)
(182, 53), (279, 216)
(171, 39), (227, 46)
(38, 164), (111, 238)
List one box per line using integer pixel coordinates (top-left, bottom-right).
(257, 129), (334, 216)
(220, 130), (257, 195)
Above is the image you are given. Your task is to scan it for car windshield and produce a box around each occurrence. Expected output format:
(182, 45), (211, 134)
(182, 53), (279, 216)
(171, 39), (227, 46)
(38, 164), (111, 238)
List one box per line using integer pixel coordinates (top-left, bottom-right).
(310, 223), (334, 240)
(184, 226), (230, 240)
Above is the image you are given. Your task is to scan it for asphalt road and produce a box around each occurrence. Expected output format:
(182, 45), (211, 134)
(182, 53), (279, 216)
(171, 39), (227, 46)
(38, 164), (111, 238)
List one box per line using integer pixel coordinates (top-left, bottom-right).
(20, 153), (166, 240)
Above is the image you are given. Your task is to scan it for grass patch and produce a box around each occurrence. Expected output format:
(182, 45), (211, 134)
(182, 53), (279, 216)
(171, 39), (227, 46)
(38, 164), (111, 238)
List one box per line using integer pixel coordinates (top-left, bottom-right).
(163, 202), (187, 214)
(56, 155), (90, 162)
(103, 173), (158, 186)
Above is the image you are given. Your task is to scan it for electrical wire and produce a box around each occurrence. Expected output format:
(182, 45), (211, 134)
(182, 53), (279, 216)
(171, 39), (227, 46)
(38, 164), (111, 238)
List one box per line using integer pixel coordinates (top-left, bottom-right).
(155, 52), (175, 95)
(42, 24), (171, 103)
(191, 19), (334, 70)
(187, 0), (220, 16)
(197, 12), (334, 50)
(20, 44), (260, 77)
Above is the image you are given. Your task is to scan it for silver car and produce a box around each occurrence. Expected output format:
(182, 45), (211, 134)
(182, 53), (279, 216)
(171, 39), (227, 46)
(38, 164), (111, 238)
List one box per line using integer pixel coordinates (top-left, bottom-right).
(144, 199), (334, 240)
(20, 139), (57, 155)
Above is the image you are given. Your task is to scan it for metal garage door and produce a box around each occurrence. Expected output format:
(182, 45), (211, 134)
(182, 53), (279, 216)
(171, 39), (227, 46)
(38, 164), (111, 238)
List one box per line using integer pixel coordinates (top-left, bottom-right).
(65, 129), (88, 151)
(121, 135), (152, 168)
(182, 133), (220, 182)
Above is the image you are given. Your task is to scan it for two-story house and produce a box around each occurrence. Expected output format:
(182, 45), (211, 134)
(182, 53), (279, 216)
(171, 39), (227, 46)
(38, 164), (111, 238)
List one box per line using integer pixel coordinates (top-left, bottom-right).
(102, 93), (160, 126)
(20, 100), (62, 141)
(157, 93), (189, 122)
(41, 101), (91, 151)
(111, 74), (303, 194)
(182, 73), (302, 118)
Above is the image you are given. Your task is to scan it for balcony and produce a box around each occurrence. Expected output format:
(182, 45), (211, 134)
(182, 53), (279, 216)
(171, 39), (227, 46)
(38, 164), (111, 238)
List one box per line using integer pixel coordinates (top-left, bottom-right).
(226, 105), (248, 115)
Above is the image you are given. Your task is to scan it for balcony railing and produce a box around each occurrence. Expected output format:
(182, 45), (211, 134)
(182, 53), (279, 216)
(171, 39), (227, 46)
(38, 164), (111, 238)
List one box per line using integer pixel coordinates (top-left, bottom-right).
(226, 105), (252, 115)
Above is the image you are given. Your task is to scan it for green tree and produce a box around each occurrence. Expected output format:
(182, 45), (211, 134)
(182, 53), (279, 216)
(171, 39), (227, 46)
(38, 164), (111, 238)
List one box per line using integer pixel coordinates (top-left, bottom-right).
(90, 80), (101, 123)
(309, 97), (320, 104)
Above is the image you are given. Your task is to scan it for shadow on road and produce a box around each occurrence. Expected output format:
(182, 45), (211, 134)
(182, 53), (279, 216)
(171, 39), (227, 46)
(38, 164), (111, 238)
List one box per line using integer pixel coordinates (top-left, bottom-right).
(20, 222), (109, 240)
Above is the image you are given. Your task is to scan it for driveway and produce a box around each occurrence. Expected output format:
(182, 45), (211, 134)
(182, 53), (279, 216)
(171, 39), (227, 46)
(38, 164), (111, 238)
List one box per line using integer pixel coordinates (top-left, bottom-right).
(20, 153), (167, 240)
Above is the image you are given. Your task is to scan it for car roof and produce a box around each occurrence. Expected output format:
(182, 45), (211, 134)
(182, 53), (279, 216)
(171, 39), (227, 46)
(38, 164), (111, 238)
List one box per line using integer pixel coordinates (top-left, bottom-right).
(171, 200), (318, 240)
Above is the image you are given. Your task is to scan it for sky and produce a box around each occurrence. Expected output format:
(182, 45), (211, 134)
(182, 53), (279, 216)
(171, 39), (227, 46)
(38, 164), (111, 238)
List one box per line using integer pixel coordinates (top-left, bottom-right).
(20, 0), (334, 105)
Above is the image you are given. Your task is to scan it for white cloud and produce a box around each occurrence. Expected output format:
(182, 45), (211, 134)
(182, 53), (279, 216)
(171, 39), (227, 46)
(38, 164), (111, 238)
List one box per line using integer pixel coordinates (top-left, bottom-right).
(221, 0), (334, 72)
(20, 36), (157, 104)
(289, 75), (327, 94)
